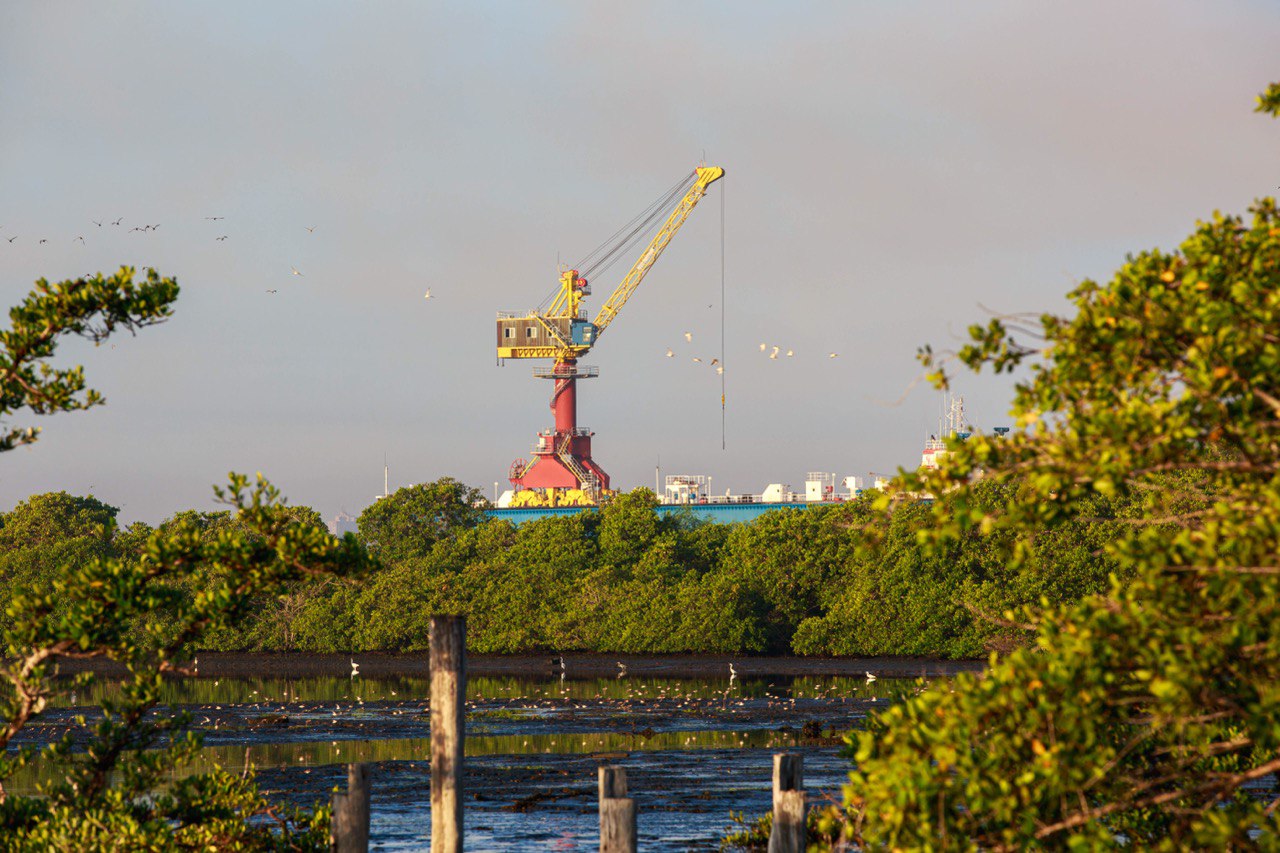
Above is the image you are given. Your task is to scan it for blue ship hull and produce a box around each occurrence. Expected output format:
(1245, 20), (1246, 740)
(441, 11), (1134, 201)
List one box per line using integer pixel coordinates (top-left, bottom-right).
(486, 501), (843, 526)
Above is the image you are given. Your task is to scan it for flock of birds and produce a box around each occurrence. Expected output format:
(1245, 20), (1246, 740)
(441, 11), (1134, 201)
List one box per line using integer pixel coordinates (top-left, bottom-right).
(283, 659), (885, 716)
(5, 221), (856, 361)
(548, 656), (877, 687)
(35, 660), (896, 767)
(1, 216), (331, 296)
(666, 329), (838, 371)
(3, 216), (447, 303)
(3, 216), (218, 246)
(348, 655), (877, 685)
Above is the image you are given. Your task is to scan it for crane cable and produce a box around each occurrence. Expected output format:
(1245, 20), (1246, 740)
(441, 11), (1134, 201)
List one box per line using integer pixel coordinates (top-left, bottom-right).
(578, 173), (695, 280)
(534, 171), (697, 313)
(720, 176), (726, 451)
(576, 172), (692, 273)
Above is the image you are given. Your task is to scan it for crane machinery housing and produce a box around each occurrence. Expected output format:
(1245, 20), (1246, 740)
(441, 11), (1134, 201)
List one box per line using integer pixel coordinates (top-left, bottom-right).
(496, 165), (725, 508)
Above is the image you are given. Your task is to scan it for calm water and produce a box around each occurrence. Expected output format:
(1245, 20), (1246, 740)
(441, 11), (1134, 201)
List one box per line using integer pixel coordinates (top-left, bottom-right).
(9, 665), (954, 850)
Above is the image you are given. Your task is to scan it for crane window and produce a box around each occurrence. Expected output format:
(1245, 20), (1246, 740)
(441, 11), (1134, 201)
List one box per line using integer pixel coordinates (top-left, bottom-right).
(526, 327), (537, 339)
(503, 327), (514, 339)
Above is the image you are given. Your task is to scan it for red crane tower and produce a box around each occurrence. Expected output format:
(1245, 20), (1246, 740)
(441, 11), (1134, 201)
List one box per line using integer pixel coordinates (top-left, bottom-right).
(495, 166), (725, 507)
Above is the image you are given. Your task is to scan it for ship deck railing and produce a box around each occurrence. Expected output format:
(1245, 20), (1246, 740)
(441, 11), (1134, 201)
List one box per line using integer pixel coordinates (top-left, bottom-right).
(660, 493), (857, 506)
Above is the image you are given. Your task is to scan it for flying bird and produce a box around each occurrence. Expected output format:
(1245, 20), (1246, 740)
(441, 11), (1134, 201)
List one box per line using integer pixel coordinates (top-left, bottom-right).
(204, 216), (224, 220)
(423, 289), (432, 299)
(759, 343), (767, 352)
(216, 235), (228, 241)
(770, 346), (779, 360)
(828, 352), (839, 358)
(75, 236), (85, 243)
(6, 236), (16, 243)
(38, 239), (47, 244)
(290, 267), (304, 277)
(693, 357), (703, 363)
(786, 349), (794, 357)
(684, 331), (692, 342)
(266, 289), (278, 294)
(92, 219), (102, 227)
(665, 348), (674, 358)
(305, 226), (316, 233)
(716, 366), (724, 375)
(111, 217), (123, 225)
(710, 358), (719, 365)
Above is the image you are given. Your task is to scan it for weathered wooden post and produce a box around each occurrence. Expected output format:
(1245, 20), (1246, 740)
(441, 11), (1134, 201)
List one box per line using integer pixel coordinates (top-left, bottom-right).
(431, 615), (466, 853)
(598, 764), (637, 853)
(330, 762), (370, 852)
(768, 753), (805, 853)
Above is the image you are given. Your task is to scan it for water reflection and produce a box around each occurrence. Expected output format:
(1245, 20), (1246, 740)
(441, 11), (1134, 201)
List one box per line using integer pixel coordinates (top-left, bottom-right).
(5, 726), (837, 794)
(9, 671), (936, 798)
(45, 673), (927, 708)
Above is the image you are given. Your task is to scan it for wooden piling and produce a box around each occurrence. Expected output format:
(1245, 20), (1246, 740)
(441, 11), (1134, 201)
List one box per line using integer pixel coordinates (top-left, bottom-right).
(599, 765), (628, 800)
(598, 764), (637, 853)
(430, 615), (466, 853)
(330, 762), (370, 852)
(768, 754), (805, 853)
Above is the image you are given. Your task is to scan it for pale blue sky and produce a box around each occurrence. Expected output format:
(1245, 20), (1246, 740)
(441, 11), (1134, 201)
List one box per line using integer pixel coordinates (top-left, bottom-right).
(2, 2), (1277, 523)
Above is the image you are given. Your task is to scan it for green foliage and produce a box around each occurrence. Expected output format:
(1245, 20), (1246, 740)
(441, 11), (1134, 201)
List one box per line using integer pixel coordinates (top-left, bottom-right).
(792, 484), (1133, 658)
(356, 477), (488, 562)
(169, 479), (1130, 657)
(0, 268), (359, 849)
(1256, 82), (1280, 117)
(0, 494), (122, 629)
(720, 806), (843, 851)
(715, 505), (860, 651)
(597, 487), (662, 569)
(0, 477), (1141, 658)
(835, 84), (1280, 848)
(5, 767), (330, 852)
(720, 809), (773, 850)
(0, 492), (118, 550)
(0, 267), (177, 452)
(0, 475), (370, 849)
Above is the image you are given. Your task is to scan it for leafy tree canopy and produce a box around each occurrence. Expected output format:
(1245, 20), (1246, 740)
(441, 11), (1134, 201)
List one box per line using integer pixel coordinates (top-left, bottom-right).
(0, 267), (366, 850)
(0, 267), (176, 452)
(356, 477), (487, 562)
(0, 492), (118, 551)
(836, 85), (1280, 849)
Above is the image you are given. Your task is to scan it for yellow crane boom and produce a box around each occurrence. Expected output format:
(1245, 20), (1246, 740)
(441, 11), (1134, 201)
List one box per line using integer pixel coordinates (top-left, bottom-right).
(591, 165), (724, 336)
(495, 165), (724, 363)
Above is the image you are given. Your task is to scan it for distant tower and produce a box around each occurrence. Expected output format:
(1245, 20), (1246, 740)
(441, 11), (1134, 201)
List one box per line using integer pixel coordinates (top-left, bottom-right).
(922, 393), (969, 470)
(376, 458), (391, 502)
(944, 395), (969, 439)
